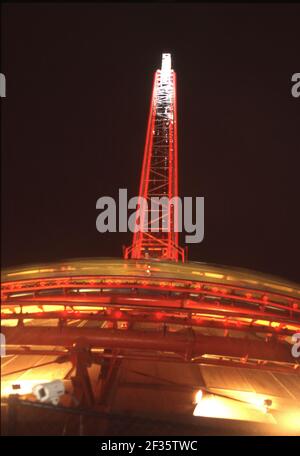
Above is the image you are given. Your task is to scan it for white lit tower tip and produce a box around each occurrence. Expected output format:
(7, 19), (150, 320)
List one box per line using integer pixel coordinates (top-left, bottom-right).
(161, 53), (172, 72)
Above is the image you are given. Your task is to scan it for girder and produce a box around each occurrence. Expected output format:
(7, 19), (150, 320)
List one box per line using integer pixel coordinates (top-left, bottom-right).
(2, 326), (297, 365)
(124, 54), (184, 261)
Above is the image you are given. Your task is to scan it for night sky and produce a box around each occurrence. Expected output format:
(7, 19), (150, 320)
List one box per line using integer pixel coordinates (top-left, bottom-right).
(1, 4), (300, 282)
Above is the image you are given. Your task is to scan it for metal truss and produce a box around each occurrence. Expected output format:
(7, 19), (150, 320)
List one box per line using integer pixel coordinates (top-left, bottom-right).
(124, 54), (184, 261)
(2, 272), (300, 373)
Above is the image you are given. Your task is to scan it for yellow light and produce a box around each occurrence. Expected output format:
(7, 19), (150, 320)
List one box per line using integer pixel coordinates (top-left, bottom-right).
(7, 269), (40, 277)
(255, 319), (271, 327)
(42, 305), (64, 312)
(270, 322), (281, 328)
(245, 394), (272, 413)
(78, 288), (101, 292)
(204, 272), (224, 279)
(279, 410), (300, 433)
(193, 394), (233, 419)
(194, 389), (203, 403)
(1, 319), (18, 327)
(193, 393), (276, 423)
(9, 293), (34, 298)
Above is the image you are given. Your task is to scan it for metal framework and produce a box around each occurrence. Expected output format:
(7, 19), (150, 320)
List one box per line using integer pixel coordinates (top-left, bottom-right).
(2, 267), (300, 374)
(124, 54), (185, 261)
(1, 268), (300, 407)
(1, 55), (300, 415)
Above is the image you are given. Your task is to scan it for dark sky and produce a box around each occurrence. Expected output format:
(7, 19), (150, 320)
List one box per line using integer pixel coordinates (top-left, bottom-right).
(1, 3), (300, 282)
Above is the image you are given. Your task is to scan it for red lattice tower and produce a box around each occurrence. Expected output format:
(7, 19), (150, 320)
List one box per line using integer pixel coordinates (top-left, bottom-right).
(124, 54), (185, 262)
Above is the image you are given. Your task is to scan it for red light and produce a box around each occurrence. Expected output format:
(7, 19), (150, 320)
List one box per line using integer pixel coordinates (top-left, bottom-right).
(212, 287), (219, 293)
(262, 295), (268, 302)
(245, 292), (252, 299)
(113, 310), (123, 319)
(155, 311), (164, 320)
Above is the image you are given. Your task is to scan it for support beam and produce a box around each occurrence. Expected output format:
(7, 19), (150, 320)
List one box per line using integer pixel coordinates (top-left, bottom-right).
(2, 326), (296, 364)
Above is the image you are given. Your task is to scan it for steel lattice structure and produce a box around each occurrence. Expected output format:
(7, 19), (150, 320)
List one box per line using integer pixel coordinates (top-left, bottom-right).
(2, 259), (300, 371)
(1, 55), (300, 416)
(124, 54), (185, 261)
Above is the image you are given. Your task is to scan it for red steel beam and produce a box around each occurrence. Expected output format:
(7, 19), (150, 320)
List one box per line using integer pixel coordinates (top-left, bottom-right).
(2, 295), (299, 325)
(2, 326), (297, 364)
(2, 275), (299, 311)
(2, 309), (300, 336)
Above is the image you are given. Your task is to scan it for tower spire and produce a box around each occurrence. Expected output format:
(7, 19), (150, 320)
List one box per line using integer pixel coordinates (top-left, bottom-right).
(124, 54), (185, 261)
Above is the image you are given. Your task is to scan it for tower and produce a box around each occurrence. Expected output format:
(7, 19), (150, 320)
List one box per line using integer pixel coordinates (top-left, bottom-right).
(124, 54), (185, 261)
